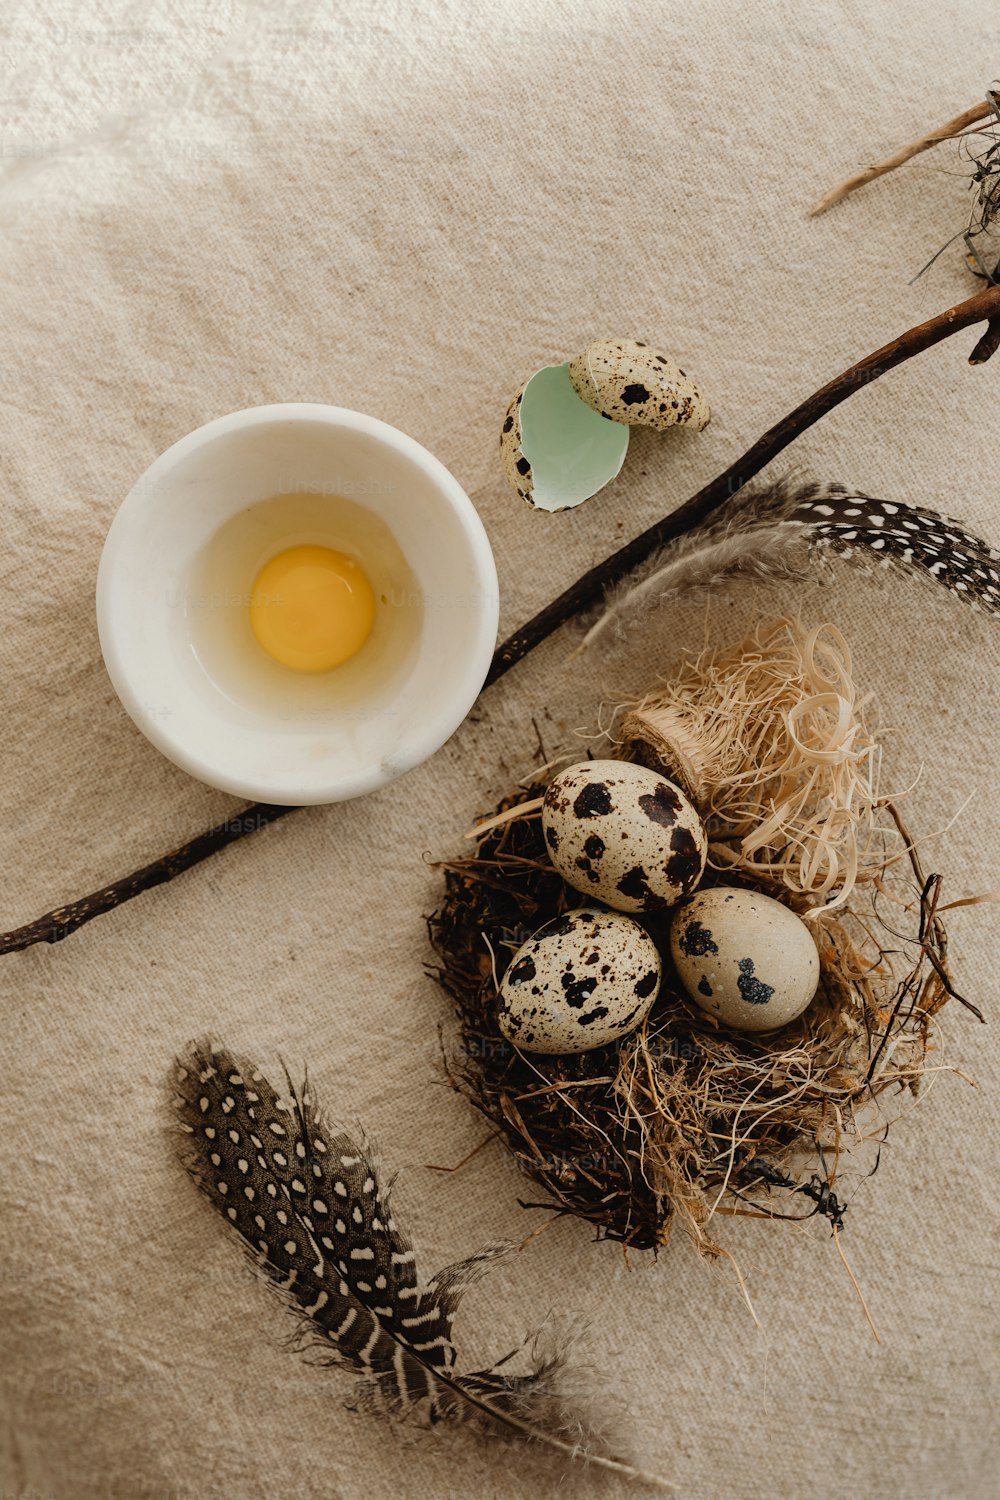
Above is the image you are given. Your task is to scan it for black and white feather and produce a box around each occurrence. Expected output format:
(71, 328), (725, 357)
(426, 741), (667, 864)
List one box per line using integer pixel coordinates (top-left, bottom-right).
(582, 480), (1000, 650)
(172, 1041), (668, 1487)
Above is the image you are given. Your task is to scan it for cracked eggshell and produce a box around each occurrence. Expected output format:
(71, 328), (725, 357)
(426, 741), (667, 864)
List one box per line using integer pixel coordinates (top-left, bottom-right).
(568, 339), (711, 433)
(497, 906), (661, 1055)
(499, 364), (628, 512)
(498, 382), (535, 506)
(542, 759), (707, 914)
(670, 886), (820, 1033)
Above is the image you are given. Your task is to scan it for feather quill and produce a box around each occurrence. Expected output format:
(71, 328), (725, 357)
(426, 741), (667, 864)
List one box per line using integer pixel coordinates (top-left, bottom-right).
(581, 480), (1000, 651)
(172, 1040), (671, 1488)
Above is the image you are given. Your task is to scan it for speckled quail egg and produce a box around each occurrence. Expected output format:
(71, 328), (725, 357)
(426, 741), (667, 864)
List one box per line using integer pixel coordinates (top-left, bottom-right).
(542, 759), (707, 914)
(670, 886), (820, 1033)
(497, 906), (662, 1054)
(499, 338), (710, 511)
(568, 339), (711, 432)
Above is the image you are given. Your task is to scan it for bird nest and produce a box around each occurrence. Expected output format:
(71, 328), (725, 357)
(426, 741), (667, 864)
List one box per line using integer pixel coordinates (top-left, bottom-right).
(428, 619), (979, 1256)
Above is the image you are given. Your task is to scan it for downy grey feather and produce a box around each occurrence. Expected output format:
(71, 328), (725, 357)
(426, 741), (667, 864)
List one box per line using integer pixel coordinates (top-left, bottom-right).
(582, 479), (1000, 650)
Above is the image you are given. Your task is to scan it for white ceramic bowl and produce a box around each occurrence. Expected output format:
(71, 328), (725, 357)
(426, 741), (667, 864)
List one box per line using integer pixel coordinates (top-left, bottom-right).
(96, 404), (499, 804)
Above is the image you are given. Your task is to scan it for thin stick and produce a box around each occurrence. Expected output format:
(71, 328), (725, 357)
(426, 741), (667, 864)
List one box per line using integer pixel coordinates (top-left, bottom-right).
(516, 1212), (565, 1253)
(877, 800), (984, 1021)
(422, 1134), (496, 1173)
(937, 891), (1000, 911)
(832, 1224), (881, 1344)
(809, 99), (994, 217)
(715, 1245), (761, 1330)
(3, 283), (1000, 956)
(513, 1078), (617, 1100)
(0, 804), (294, 954)
(464, 796), (545, 842)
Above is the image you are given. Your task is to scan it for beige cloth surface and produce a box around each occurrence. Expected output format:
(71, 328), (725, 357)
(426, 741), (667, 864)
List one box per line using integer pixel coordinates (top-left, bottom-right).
(1, 2), (998, 1496)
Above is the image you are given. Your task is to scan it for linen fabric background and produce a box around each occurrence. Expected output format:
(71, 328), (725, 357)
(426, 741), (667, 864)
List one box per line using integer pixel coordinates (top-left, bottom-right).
(1, 2), (998, 1497)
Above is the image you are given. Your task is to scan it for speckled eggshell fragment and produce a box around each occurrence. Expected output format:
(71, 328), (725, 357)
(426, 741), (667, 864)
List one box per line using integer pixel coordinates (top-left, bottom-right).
(670, 886), (820, 1033)
(568, 339), (711, 432)
(498, 380), (534, 505)
(497, 906), (662, 1054)
(499, 363), (630, 511)
(542, 759), (707, 914)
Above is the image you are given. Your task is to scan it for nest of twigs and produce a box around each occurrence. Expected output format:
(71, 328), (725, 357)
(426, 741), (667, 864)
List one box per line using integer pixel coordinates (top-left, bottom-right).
(428, 620), (980, 1255)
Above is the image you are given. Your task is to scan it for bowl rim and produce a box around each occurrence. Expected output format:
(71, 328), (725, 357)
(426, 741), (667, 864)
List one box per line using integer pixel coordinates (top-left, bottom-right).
(96, 402), (500, 804)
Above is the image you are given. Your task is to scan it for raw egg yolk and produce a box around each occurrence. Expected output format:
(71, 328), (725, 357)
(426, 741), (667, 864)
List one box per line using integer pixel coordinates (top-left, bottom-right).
(249, 545), (375, 672)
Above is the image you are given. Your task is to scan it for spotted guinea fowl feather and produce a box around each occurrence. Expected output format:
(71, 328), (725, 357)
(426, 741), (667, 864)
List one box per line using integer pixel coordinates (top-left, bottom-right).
(581, 480), (1000, 650)
(173, 1041), (669, 1487)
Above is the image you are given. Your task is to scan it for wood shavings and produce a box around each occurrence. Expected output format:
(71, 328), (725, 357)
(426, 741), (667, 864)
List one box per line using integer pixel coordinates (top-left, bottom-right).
(620, 618), (884, 915)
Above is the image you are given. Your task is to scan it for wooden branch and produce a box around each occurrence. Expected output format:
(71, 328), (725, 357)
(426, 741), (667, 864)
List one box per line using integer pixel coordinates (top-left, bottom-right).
(969, 316), (1000, 364)
(0, 805), (295, 954)
(4, 282), (1000, 956)
(810, 98), (994, 217)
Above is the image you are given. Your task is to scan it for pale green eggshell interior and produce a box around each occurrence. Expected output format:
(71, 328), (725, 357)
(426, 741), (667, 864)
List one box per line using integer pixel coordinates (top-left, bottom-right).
(519, 362), (629, 511)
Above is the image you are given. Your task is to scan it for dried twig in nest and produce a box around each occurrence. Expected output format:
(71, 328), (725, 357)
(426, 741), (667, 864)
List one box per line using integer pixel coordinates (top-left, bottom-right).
(427, 622), (981, 1256)
(812, 86), (1000, 299)
(810, 97), (995, 217)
